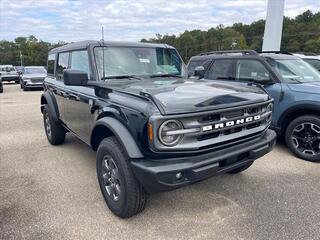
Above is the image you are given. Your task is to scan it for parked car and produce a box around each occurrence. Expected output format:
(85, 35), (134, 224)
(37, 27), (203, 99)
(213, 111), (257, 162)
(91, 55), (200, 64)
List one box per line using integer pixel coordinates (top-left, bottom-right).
(20, 66), (47, 91)
(188, 50), (320, 162)
(0, 78), (3, 93)
(41, 41), (276, 218)
(293, 53), (320, 72)
(0, 65), (20, 83)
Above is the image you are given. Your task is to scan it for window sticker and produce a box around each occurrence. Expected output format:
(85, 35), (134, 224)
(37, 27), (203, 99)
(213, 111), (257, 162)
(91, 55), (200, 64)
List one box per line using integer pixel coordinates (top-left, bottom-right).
(139, 58), (150, 63)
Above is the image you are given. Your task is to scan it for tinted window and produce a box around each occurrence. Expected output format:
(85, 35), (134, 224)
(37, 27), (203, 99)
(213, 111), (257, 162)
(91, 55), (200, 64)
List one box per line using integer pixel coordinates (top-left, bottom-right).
(57, 52), (69, 77)
(47, 54), (55, 75)
(207, 60), (235, 80)
(187, 60), (206, 74)
(70, 50), (90, 77)
(236, 60), (270, 82)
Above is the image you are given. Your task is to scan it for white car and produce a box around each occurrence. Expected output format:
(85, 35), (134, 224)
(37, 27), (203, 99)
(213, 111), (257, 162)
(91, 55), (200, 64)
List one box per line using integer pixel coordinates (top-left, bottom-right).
(0, 65), (20, 83)
(293, 53), (320, 72)
(20, 66), (47, 91)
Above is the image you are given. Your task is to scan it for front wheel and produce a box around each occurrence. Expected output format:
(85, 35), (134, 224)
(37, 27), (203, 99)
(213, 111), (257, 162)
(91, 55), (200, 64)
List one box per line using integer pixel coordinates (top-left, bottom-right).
(97, 137), (147, 218)
(285, 115), (320, 162)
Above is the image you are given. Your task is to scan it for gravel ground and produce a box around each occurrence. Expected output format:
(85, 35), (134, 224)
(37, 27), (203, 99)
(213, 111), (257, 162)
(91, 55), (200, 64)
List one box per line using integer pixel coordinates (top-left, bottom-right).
(1, 83), (320, 240)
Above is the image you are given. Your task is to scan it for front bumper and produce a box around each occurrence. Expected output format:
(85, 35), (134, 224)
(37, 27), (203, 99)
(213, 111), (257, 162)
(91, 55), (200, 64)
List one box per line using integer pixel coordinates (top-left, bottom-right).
(131, 129), (277, 192)
(1, 76), (19, 81)
(24, 81), (44, 88)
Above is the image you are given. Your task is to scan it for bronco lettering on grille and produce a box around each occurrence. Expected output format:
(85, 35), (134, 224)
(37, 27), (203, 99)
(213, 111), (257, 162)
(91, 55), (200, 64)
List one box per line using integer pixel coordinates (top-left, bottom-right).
(202, 115), (261, 132)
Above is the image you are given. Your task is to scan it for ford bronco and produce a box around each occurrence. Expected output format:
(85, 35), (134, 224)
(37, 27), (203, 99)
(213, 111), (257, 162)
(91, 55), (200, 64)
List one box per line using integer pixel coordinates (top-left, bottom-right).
(41, 41), (276, 218)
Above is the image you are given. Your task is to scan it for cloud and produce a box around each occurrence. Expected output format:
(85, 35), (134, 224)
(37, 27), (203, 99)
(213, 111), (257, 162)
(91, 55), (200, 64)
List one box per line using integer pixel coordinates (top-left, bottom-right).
(0, 0), (319, 43)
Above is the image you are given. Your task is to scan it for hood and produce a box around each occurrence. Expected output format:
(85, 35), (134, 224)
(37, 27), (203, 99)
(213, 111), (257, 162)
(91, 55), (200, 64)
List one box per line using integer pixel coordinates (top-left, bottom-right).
(287, 82), (320, 95)
(23, 73), (47, 78)
(106, 78), (269, 114)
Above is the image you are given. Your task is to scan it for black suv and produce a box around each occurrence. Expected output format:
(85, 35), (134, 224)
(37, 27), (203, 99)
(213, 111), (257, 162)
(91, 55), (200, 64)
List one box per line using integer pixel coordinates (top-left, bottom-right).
(41, 41), (276, 218)
(188, 50), (320, 162)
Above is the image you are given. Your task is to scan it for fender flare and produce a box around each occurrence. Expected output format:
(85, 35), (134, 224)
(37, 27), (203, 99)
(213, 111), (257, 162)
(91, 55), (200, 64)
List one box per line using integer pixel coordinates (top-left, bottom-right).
(40, 92), (60, 122)
(92, 117), (144, 159)
(277, 102), (320, 130)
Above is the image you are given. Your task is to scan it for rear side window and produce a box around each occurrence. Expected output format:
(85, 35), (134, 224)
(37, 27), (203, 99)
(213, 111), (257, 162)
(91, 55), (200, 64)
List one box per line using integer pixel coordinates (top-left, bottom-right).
(47, 54), (55, 75)
(236, 60), (270, 82)
(206, 60), (235, 80)
(56, 52), (69, 79)
(70, 50), (90, 78)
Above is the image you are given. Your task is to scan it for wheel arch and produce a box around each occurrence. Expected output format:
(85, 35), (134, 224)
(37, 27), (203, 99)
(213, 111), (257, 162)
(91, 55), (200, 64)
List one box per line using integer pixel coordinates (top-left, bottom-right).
(90, 117), (144, 159)
(278, 104), (320, 135)
(40, 92), (60, 122)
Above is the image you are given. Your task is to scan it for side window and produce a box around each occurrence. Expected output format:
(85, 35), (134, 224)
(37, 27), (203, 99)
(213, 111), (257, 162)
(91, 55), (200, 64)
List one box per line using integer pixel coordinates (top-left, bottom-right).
(236, 60), (270, 82)
(70, 50), (90, 78)
(207, 60), (235, 80)
(47, 54), (55, 75)
(56, 52), (69, 79)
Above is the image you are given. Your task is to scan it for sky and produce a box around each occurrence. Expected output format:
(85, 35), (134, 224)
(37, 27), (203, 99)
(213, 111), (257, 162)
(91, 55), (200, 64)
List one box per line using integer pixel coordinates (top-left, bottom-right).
(0, 0), (319, 43)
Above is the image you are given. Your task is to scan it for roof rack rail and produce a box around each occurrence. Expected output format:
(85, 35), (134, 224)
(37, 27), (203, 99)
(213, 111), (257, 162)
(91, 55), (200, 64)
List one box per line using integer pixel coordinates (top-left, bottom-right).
(198, 50), (258, 56)
(259, 51), (292, 55)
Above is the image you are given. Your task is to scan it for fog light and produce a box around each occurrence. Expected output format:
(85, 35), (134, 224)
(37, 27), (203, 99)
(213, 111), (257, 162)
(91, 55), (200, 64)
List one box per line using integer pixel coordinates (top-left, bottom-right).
(175, 172), (183, 179)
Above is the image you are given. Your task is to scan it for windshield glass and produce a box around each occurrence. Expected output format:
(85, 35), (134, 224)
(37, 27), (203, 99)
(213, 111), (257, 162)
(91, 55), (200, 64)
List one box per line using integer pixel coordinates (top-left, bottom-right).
(24, 68), (47, 74)
(268, 58), (320, 83)
(0, 66), (15, 72)
(94, 46), (186, 79)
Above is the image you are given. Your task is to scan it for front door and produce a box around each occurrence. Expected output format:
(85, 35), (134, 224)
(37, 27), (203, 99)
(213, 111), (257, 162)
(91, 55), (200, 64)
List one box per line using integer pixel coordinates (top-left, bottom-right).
(63, 50), (94, 143)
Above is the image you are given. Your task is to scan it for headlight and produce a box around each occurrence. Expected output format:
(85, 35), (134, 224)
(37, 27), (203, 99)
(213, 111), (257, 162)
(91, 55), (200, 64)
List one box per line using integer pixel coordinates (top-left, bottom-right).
(158, 120), (183, 146)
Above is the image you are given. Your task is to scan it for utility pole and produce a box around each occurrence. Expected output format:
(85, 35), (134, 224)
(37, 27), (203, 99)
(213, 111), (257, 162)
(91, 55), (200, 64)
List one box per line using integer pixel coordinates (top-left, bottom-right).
(262, 0), (285, 51)
(19, 50), (23, 66)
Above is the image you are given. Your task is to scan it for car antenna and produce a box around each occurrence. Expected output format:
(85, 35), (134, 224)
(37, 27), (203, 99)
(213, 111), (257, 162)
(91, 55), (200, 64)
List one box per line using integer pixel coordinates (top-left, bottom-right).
(101, 26), (105, 80)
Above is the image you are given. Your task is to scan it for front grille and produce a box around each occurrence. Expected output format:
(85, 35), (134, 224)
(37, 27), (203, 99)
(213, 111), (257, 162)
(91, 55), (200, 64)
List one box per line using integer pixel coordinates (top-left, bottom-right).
(151, 101), (273, 152)
(31, 78), (44, 83)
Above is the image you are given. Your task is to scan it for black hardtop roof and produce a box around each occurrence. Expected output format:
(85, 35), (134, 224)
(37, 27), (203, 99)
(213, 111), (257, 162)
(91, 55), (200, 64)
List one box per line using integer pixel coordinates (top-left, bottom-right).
(48, 40), (175, 54)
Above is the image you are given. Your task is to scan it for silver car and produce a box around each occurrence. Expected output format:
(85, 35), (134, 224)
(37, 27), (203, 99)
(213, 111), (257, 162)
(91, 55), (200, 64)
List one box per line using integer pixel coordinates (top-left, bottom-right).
(0, 65), (20, 84)
(20, 66), (47, 91)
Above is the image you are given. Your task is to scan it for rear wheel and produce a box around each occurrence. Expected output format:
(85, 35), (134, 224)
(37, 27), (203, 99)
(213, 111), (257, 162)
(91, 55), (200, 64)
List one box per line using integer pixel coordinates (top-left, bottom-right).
(43, 105), (65, 145)
(97, 137), (147, 218)
(226, 161), (254, 174)
(285, 115), (320, 162)
(22, 83), (28, 91)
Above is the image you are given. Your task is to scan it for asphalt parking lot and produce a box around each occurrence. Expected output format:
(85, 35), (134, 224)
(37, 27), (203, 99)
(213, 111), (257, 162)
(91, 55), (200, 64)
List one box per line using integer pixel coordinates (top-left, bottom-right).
(0, 83), (320, 240)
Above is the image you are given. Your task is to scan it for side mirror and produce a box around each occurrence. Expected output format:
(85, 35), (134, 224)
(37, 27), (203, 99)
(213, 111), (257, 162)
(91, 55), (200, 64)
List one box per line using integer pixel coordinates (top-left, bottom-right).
(194, 66), (205, 78)
(63, 69), (88, 86)
(250, 77), (275, 86)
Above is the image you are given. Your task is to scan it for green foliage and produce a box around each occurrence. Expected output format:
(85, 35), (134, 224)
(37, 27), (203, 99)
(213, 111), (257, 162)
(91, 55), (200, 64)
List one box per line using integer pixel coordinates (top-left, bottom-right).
(143, 10), (320, 62)
(0, 36), (64, 66)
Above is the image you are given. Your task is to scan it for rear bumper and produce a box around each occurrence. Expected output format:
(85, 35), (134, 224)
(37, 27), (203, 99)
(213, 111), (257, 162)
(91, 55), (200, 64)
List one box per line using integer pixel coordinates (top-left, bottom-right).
(131, 129), (277, 192)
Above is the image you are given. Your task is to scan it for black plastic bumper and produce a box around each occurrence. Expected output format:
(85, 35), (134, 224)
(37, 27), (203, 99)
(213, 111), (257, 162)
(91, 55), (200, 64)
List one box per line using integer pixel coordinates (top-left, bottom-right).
(131, 129), (277, 192)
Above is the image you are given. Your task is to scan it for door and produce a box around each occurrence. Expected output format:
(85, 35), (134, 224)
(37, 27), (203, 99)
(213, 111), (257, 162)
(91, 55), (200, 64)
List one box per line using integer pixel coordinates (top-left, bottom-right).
(63, 50), (94, 143)
(235, 59), (283, 125)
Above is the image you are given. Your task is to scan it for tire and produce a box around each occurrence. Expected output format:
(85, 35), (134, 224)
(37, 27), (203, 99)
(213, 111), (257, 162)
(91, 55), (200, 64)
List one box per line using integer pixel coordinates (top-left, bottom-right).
(226, 161), (254, 174)
(285, 115), (320, 162)
(22, 83), (28, 91)
(96, 137), (147, 218)
(43, 105), (66, 145)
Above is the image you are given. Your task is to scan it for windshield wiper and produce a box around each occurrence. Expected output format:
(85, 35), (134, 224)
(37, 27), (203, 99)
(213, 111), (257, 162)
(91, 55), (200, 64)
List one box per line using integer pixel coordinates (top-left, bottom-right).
(101, 75), (143, 81)
(149, 73), (182, 78)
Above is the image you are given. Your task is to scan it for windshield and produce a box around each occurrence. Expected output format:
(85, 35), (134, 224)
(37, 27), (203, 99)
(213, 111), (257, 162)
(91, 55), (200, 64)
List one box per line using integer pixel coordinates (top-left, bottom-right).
(304, 59), (320, 71)
(24, 68), (47, 74)
(267, 58), (320, 83)
(94, 46), (186, 79)
(0, 66), (15, 72)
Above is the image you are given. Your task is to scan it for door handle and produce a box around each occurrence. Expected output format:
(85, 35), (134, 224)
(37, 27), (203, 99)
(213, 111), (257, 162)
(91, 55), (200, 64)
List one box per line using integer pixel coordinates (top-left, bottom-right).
(67, 93), (80, 101)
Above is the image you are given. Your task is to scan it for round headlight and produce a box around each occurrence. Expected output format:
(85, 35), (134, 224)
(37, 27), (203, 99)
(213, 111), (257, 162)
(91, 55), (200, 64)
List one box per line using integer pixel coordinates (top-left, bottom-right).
(158, 120), (183, 146)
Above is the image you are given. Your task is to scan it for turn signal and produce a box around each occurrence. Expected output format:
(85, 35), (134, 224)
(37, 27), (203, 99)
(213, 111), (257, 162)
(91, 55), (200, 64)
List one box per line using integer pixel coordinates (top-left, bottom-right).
(147, 123), (153, 141)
